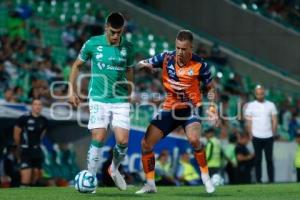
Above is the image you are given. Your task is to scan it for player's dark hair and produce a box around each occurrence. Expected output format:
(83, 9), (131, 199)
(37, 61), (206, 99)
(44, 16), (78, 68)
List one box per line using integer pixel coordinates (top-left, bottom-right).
(106, 12), (125, 29)
(176, 30), (193, 42)
(32, 98), (41, 104)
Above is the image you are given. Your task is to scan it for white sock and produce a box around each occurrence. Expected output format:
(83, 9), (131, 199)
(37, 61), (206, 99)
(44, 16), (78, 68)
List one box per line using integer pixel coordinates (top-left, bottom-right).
(146, 179), (156, 187)
(201, 173), (210, 182)
(87, 141), (102, 175)
(111, 159), (119, 173)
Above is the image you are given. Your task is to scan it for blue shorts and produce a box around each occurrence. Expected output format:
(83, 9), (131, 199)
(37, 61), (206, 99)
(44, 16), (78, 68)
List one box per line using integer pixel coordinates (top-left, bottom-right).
(150, 107), (202, 137)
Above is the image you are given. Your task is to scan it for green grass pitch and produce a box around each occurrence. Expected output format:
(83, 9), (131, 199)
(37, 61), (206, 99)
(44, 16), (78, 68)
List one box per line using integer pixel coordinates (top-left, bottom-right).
(0, 184), (299, 200)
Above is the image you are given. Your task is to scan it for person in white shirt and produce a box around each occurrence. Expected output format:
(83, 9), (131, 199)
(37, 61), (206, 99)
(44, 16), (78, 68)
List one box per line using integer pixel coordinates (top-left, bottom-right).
(244, 85), (278, 183)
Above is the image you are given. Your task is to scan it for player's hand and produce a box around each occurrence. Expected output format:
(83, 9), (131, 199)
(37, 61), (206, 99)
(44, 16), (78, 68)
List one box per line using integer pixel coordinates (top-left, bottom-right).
(137, 60), (155, 73)
(206, 105), (220, 127)
(68, 93), (81, 107)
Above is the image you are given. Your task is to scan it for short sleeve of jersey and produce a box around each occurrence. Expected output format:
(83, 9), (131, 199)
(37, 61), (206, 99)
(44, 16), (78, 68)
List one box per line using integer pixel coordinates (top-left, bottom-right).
(16, 115), (26, 128)
(78, 40), (92, 62)
(145, 52), (167, 68)
(199, 62), (212, 86)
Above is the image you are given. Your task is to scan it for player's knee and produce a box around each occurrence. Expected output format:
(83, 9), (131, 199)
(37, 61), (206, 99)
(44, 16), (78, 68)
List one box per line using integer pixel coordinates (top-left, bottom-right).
(141, 138), (153, 152)
(117, 137), (129, 146)
(91, 129), (106, 142)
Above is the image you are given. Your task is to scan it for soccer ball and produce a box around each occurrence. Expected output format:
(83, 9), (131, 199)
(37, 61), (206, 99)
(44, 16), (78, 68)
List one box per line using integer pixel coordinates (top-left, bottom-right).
(211, 174), (224, 186)
(74, 170), (98, 193)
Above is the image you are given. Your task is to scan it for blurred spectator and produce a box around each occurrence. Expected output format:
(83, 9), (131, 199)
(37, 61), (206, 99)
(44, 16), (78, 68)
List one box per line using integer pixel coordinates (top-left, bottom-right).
(204, 128), (222, 176)
(15, 4), (33, 20)
(176, 152), (201, 186)
(155, 150), (178, 186)
(3, 144), (21, 187)
(7, 11), (26, 39)
(288, 112), (300, 140)
(61, 25), (76, 47)
(0, 130), (10, 187)
(52, 143), (79, 182)
(28, 27), (44, 49)
(81, 8), (96, 25)
(225, 74), (244, 95)
(123, 12), (137, 33)
(0, 62), (10, 95)
(282, 106), (294, 132)
(295, 133), (300, 182)
(235, 133), (254, 184)
(223, 134), (238, 184)
(1, 88), (17, 103)
(62, 59), (72, 82)
(13, 86), (28, 103)
(209, 43), (227, 65)
(196, 43), (210, 59)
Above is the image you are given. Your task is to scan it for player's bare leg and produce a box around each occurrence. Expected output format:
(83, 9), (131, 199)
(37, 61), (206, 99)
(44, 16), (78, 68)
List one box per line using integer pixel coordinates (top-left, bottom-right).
(136, 124), (163, 194)
(32, 168), (42, 185)
(20, 168), (32, 187)
(185, 122), (215, 194)
(108, 127), (129, 191)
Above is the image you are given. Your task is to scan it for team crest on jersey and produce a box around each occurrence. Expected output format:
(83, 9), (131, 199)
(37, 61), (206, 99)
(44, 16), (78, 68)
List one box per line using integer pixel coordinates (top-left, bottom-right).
(188, 69), (194, 76)
(120, 48), (127, 57)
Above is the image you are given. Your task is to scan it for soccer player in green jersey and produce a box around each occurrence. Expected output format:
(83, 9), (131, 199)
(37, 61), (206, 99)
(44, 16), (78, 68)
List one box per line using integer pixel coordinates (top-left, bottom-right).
(68, 12), (134, 191)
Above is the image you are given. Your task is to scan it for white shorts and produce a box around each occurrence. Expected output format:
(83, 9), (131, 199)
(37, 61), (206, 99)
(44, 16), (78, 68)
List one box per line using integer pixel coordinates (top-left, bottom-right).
(88, 100), (130, 130)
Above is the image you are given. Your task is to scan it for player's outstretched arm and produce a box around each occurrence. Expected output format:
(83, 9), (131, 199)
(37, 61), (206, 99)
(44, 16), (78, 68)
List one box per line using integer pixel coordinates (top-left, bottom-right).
(68, 58), (83, 107)
(137, 60), (155, 73)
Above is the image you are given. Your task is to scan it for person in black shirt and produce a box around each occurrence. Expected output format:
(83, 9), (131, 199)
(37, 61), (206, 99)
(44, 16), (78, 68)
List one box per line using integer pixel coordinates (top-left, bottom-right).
(13, 99), (47, 186)
(235, 133), (255, 184)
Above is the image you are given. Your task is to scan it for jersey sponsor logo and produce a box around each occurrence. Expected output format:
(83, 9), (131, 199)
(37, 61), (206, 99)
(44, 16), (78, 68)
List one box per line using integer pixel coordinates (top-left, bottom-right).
(97, 62), (125, 71)
(167, 79), (190, 90)
(106, 66), (125, 71)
